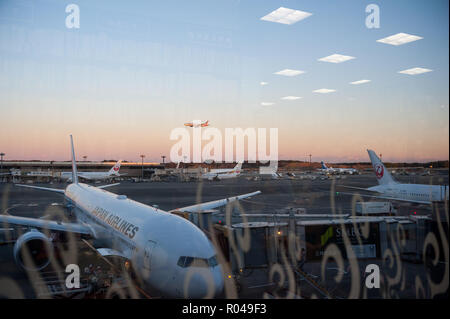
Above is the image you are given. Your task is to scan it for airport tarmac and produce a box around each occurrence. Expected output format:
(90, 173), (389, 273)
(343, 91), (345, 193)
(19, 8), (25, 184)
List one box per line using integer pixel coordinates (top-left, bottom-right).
(3, 172), (447, 218)
(0, 171), (448, 299)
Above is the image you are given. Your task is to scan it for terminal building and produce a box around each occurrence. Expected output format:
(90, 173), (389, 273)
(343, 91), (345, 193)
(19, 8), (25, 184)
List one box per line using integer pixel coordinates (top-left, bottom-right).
(0, 161), (164, 181)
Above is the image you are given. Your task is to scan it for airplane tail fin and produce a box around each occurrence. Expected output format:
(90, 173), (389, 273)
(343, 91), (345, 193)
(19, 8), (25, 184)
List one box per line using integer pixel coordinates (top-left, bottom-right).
(70, 135), (79, 184)
(234, 162), (243, 172)
(108, 160), (122, 175)
(321, 161), (328, 169)
(367, 149), (396, 185)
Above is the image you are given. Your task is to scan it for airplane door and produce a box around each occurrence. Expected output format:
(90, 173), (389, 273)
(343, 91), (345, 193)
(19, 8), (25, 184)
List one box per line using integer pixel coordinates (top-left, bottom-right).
(143, 240), (157, 271)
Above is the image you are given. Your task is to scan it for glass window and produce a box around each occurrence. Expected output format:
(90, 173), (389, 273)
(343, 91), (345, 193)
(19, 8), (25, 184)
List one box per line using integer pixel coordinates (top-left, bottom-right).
(208, 255), (218, 267)
(177, 256), (186, 267)
(177, 255), (218, 268)
(184, 257), (194, 267)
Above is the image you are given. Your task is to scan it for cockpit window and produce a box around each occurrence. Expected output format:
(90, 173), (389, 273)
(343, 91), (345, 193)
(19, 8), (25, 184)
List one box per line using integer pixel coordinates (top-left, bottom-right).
(208, 255), (218, 267)
(177, 255), (218, 268)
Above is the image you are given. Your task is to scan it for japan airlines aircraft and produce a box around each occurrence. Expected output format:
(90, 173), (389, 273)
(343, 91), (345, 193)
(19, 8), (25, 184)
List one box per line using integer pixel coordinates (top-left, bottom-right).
(319, 162), (358, 175)
(342, 149), (449, 204)
(61, 160), (124, 181)
(0, 135), (261, 298)
(201, 162), (242, 181)
(184, 120), (209, 128)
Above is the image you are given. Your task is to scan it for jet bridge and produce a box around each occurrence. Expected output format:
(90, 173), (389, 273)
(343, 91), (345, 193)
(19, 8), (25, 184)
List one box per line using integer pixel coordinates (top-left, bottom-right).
(206, 213), (433, 298)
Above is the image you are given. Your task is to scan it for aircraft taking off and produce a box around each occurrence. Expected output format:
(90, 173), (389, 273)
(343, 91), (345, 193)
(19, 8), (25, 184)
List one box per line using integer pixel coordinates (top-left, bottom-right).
(0, 135), (262, 298)
(61, 160), (124, 181)
(319, 162), (358, 175)
(201, 162), (242, 180)
(184, 120), (209, 128)
(341, 149), (448, 204)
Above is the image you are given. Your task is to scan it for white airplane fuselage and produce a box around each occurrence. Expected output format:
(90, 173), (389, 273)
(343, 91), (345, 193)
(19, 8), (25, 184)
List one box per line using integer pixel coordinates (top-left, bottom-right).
(201, 164), (242, 181)
(337, 168), (358, 175)
(61, 171), (118, 181)
(201, 170), (240, 180)
(368, 183), (449, 204)
(65, 183), (223, 298)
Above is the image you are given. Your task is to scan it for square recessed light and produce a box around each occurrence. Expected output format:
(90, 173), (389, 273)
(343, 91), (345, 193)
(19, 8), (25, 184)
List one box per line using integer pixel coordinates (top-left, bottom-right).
(260, 82), (268, 86)
(281, 96), (302, 100)
(398, 67), (432, 75)
(261, 7), (312, 25)
(318, 54), (355, 63)
(313, 88), (336, 94)
(261, 102), (274, 106)
(350, 79), (371, 85)
(377, 33), (423, 46)
(274, 69), (305, 76)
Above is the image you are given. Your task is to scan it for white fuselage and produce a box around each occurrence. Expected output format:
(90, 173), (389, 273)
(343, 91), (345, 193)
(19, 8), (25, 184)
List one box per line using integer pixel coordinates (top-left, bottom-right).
(337, 168), (358, 175)
(319, 167), (357, 175)
(201, 169), (241, 180)
(368, 183), (449, 204)
(61, 171), (117, 181)
(65, 183), (223, 298)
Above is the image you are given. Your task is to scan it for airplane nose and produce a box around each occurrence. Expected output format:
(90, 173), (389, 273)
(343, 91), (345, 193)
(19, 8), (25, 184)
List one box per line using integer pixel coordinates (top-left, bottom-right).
(183, 266), (224, 298)
(212, 266), (224, 297)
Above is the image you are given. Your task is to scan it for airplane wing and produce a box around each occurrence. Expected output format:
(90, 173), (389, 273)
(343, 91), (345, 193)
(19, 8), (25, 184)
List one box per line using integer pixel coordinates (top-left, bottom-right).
(0, 215), (94, 237)
(97, 183), (120, 189)
(337, 192), (431, 205)
(77, 174), (94, 181)
(338, 185), (379, 192)
(169, 191), (261, 213)
(15, 184), (65, 194)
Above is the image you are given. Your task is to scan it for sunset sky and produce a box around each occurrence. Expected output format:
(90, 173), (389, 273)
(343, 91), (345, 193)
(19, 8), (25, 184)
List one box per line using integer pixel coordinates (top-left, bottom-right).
(0, 0), (448, 163)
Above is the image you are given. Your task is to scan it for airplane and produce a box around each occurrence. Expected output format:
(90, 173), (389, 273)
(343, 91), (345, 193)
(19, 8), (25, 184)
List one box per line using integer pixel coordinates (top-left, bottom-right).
(201, 162), (242, 181)
(318, 162), (358, 175)
(0, 135), (262, 298)
(61, 160), (124, 181)
(335, 166), (359, 175)
(259, 162), (280, 179)
(340, 149), (449, 205)
(318, 162), (337, 175)
(184, 120), (209, 128)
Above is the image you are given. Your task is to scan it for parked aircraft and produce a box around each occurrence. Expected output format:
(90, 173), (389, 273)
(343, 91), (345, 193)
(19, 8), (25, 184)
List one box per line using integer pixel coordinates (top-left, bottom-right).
(61, 160), (124, 181)
(341, 150), (448, 204)
(319, 162), (358, 175)
(201, 162), (242, 180)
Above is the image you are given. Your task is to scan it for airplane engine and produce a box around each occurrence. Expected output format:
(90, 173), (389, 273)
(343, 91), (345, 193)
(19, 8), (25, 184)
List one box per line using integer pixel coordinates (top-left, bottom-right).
(13, 230), (54, 271)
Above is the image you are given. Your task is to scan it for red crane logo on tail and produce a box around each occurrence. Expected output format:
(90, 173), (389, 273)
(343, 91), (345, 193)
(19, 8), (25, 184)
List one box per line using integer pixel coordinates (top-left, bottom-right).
(374, 164), (384, 179)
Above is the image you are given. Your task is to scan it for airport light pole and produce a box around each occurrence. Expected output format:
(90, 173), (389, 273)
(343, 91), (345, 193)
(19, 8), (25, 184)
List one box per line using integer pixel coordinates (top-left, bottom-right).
(161, 155), (166, 165)
(140, 154), (145, 181)
(0, 152), (4, 174)
(50, 160), (54, 178)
